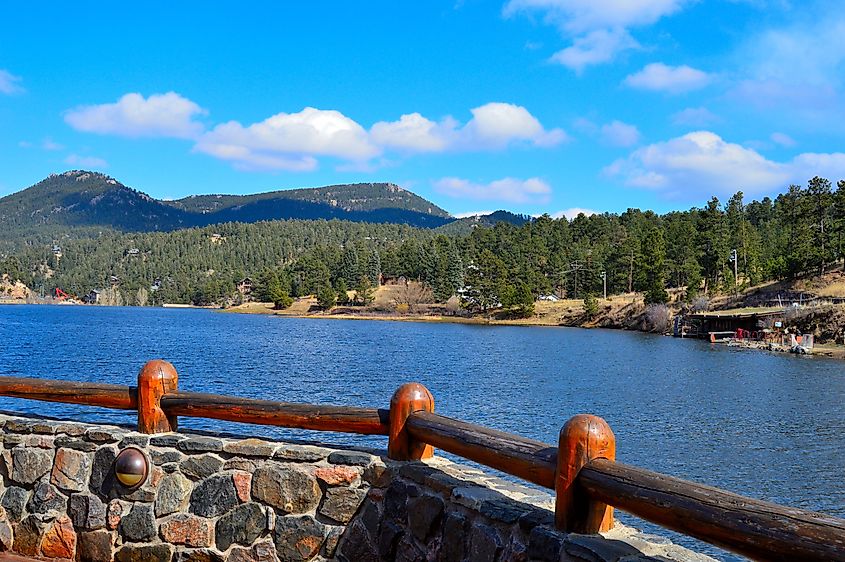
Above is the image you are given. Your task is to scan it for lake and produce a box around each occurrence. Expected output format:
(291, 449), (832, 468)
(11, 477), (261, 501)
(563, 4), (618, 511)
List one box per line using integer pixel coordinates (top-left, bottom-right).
(1, 304), (843, 560)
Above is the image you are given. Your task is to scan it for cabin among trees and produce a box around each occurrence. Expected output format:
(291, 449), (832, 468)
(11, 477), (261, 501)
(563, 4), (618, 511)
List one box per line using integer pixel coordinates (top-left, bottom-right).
(237, 277), (253, 297)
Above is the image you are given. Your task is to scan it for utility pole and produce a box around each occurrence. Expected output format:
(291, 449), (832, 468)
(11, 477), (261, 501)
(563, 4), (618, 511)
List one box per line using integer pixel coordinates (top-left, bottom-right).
(601, 271), (607, 300)
(569, 261), (585, 299)
(730, 249), (738, 293)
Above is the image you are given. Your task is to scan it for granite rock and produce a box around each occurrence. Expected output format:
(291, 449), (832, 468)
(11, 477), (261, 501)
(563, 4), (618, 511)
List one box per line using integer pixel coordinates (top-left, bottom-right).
(10, 447), (52, 484)
(319, 487), (367, 524)
(252, 465), (320, 515)
(51, 447), (93, 492)
(160, 513), (214, 547)
(190, 474), (238, 517)
(118, 504), (156, 542)
(155, 472), (192, 517)
(273, 515), (325, 562)
(68, 492), (107, 530)
(215, 502), (267, 551)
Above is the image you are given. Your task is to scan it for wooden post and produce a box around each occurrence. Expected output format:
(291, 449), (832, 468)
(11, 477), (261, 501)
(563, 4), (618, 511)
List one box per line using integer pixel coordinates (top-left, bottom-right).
(556, 414), (615, 533)
(388, 383), (434, 461)
(137, 360), (178, 434)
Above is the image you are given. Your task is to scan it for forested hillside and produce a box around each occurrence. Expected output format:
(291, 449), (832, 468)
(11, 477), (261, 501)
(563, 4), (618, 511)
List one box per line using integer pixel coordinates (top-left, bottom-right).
(0, 171), (453, 250)
(2, 176), (844, 310)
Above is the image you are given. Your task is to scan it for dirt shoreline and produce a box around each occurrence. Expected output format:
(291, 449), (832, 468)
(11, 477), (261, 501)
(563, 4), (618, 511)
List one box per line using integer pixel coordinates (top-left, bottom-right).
(223, 300), (845, 359)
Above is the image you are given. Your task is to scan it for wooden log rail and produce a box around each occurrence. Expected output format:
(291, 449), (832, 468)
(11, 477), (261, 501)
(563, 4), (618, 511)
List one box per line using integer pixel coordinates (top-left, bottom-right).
(0, 362), (842, 560)
(160, 391), (389, 435)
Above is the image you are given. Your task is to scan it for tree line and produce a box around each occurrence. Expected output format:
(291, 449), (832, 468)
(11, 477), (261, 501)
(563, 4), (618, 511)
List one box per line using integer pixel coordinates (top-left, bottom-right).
(2, 177), (843, 311)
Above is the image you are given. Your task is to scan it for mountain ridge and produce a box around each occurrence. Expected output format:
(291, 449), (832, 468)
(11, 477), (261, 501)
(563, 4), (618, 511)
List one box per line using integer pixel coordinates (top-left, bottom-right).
(0, 171), (536, 251)
(0, 171), (450, 237)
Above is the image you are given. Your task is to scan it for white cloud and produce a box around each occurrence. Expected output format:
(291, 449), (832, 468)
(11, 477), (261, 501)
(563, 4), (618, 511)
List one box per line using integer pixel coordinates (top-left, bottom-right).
(65, 92), (206, 139)
(552, 207), (597, 219)
(434, 177), (552, 204)
(624, 63), (712, 93)
(371, 102), (566, 153)
(505, 0), (686, 70)
(600, 120), (641, 147)
(463, 102), (566, 147)
(64, 154), (108, 169)
(194, 107), (379, 171)
(66, 95), (566, 171)
(671, 107), (720, 126)
(370, 113), (454, 152)
(605, 131), (845, 198)
(504, 0), (684, 34)
(550, 28), (638, 73)
(770, 132), (796, 147)
(0, 69), (24, 95)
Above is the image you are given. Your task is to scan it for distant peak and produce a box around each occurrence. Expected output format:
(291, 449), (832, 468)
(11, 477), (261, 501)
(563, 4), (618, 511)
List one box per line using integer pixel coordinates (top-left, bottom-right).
(52, 170), (121, 185)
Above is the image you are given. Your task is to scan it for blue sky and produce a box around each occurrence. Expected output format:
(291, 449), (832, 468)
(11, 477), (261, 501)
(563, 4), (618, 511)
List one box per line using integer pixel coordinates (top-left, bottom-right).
(1, 1), (844, 217)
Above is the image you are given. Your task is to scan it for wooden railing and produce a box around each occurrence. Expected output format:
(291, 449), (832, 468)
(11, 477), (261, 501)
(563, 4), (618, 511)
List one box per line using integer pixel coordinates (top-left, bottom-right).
(0, 361), (843, 561)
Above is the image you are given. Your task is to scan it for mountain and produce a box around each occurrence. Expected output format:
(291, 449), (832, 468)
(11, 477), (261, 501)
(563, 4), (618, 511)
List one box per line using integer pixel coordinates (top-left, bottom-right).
(0, 171), (453, 246)
(435, 210), (531, 235)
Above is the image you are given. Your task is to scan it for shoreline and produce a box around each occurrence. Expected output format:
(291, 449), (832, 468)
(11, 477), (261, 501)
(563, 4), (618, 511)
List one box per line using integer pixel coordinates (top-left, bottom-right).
(223, 301), (845, 359)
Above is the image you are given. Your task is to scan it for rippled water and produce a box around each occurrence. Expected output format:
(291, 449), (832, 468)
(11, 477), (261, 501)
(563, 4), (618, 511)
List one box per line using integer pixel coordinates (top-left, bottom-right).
(1, 305), (843, 560)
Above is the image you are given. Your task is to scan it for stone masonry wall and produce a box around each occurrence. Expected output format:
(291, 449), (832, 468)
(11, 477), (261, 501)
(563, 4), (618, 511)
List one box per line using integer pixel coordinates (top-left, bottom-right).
(0, 414), (384, 561)
(0, 413), (713, 562)
(336, 458), (717, 562)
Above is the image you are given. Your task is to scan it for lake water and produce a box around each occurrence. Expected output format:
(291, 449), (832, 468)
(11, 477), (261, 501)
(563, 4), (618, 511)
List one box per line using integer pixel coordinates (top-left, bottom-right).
(1, 305), (843, 560)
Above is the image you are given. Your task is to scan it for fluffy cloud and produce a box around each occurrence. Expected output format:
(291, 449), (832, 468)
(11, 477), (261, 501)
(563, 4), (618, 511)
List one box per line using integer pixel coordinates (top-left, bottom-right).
(64, 154), (108, 169)
(552, 207), (597, 219)
(370, 113), (454, 152)
(371, 102), (565, 152)
(605, 131), (845, 198)
(504, 0), (684, 34)
(66, 94), (565, 171)
(434, 177), (552, 204)
(624, 63), (712, 93)
(195, 107), (379, 172)
(550, 29), (638, 73)
(463, 102), (566, 147)
(600, 120), (641, 147)
(671, 107), (720, 126)
(504, 0), (686, 71)
(65, 92), (206, 139)
(0, 69), (24, 95)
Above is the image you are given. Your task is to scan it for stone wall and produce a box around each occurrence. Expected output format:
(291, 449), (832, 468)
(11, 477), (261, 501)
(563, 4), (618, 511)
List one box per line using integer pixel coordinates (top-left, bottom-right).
(0, 414), (383, 561)
(0, 413), (713, 561)
(336, 458), (716, 562)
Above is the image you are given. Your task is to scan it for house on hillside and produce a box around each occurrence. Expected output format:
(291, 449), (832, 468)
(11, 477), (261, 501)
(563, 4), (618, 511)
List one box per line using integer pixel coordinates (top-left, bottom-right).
(83, 290), (100, 305)
(237, 278), (253, 296)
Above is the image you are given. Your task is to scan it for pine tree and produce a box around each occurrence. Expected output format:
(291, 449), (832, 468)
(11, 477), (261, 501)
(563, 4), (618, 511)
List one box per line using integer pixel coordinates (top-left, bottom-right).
(340, 246), (360, 286)
(583, 293), (599, 319)
(354, 276), (375, 306)
(366, 249), (381, 286)
(335, 278), (350, 305)
(316, 285), (336, 310)
(642, 225), (669, 304)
